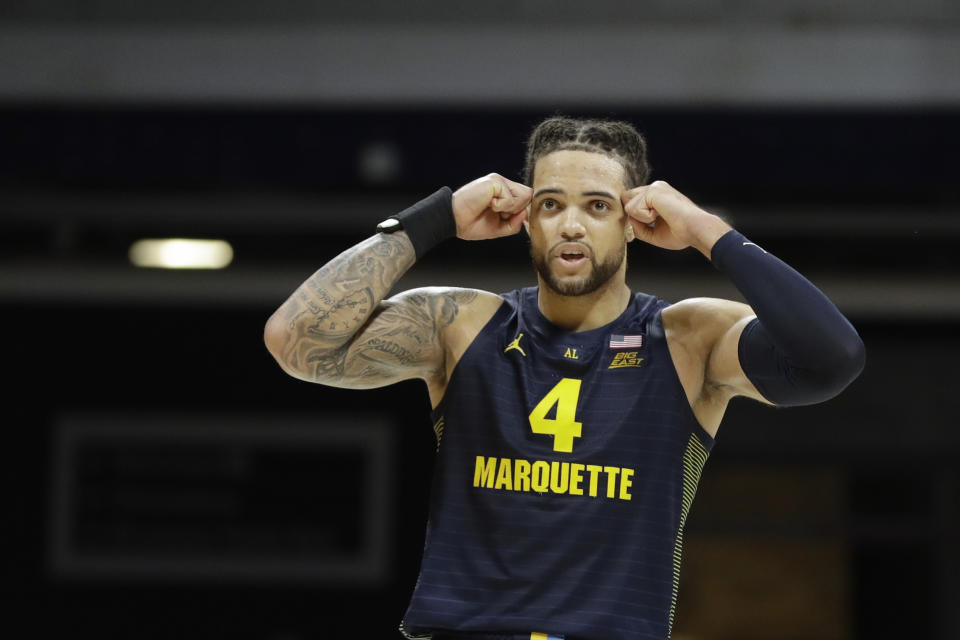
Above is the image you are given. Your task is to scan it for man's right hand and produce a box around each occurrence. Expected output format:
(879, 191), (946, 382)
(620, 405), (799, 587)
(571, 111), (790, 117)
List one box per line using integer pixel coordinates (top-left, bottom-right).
(452, 173), (532, 240)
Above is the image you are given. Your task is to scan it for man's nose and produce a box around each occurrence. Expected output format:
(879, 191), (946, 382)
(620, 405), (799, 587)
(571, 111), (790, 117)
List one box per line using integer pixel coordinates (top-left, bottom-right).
(559, 207), (586, 238)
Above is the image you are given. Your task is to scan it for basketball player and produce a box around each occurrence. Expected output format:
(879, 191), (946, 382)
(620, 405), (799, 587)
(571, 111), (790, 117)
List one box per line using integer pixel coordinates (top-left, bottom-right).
(264, 117), (865, 640)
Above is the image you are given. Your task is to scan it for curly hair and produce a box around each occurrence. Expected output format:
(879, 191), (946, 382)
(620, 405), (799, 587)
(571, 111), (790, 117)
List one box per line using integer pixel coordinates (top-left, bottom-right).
(522, 116), (651, 189)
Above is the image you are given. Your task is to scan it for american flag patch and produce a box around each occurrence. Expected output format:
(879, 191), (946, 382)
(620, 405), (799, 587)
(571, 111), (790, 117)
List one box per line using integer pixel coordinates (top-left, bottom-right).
(609, 334), (643, 349)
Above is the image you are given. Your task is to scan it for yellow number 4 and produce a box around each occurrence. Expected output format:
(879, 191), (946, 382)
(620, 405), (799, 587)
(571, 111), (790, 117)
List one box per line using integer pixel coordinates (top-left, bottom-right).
(528, 378), (583, 453)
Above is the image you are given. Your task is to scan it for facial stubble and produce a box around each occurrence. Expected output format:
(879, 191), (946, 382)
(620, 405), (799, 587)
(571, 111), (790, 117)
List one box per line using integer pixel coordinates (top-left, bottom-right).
(531, 241), (626, 297)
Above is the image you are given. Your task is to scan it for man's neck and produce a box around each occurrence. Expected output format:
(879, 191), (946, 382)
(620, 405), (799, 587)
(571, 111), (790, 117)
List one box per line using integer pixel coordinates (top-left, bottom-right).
(536, 274), (632, 332)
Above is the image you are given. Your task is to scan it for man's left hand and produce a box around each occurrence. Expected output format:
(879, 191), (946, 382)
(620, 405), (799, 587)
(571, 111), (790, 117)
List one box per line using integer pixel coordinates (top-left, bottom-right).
(621, 180), (732, 259)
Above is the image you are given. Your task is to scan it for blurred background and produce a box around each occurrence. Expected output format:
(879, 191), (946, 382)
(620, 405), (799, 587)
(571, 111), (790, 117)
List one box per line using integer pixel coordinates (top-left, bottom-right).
(3, 2), (958, 639)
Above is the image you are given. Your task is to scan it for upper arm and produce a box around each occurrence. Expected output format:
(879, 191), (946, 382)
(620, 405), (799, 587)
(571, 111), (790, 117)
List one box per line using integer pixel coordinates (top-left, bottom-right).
(282, 286), (483, 390)
(703, 302), (772, 404)
(664, 297), (771, 407)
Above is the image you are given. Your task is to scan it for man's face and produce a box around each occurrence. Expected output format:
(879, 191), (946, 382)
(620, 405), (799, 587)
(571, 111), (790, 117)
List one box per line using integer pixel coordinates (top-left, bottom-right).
(527, 150), (633, 297)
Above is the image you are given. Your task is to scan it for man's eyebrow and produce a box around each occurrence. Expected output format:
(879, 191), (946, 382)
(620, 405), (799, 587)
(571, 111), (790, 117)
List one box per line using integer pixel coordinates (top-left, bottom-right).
(533, 188), (563, 198)
(532, 188), (617, 199)
(581, 190), (616, 200)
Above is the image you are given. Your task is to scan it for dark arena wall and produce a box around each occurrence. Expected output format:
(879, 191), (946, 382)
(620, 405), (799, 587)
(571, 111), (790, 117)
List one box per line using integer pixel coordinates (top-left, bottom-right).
(2, 4), (959, 638)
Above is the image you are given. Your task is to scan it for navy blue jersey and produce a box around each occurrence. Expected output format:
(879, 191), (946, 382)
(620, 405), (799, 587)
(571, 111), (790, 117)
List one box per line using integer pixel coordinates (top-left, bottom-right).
(401, 287), (714, 640)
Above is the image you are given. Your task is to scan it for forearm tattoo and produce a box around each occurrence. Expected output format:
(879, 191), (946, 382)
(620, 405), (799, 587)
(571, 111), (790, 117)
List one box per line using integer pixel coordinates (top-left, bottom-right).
(271, 232), (477, 386)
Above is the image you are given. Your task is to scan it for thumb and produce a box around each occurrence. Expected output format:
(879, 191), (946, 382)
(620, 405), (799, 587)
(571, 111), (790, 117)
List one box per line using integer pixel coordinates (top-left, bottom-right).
(630, 218), (656, 244)
(513, 209), (529, 232)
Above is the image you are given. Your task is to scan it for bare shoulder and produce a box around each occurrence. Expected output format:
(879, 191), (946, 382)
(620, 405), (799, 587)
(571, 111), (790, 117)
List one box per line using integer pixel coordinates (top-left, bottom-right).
(396, 286), (502, 330)
(385, 283), (502, 360)
(662, 297), (755, 349)
(373, 285), (502, 365)
(386, 286), (502, 346)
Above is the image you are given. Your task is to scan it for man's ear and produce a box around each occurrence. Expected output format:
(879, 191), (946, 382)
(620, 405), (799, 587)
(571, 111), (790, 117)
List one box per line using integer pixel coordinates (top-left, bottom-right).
(522, 205), (531, 235)
(624, 217), (635, 242)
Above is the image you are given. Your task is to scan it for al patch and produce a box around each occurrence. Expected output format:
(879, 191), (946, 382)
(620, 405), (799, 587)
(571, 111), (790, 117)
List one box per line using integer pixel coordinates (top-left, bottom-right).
(560, 344), (584, 361)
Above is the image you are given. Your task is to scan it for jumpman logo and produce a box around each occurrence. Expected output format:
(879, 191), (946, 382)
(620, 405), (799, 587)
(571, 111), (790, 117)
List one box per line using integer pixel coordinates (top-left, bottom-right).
(504, 333), (527, 357)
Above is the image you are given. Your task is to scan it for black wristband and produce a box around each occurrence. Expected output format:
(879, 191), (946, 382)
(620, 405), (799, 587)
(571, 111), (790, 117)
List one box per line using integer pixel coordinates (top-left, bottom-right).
(387, 187), (457, 259)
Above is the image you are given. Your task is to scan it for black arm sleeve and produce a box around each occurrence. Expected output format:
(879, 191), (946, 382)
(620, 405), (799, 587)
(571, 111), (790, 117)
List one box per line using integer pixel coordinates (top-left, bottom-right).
(710, 230), (866, 406)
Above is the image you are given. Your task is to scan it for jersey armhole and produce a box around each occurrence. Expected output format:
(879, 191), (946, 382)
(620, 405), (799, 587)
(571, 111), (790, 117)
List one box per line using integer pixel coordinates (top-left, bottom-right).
(430, 293), (516, 415)
(653, 305), (717, 449)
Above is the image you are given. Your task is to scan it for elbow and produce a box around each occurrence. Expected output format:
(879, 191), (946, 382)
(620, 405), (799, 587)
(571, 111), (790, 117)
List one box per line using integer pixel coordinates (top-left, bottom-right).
(743, 325), (866, 407)
(823, 328), (866, 392)
(263, 315), (308, 380)
(841, 332), (866, 384)
(263, 314), (336, 384)
(263, 312), (288, 362)
(796, 332), (866, 405)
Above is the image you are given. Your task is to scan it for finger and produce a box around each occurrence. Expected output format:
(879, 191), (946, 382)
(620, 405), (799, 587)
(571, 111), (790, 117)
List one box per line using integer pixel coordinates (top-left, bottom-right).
(495, 209), (527, 237)
(621, 185), (648, 205)
(503, 177), (533, 201)
(629, 209), (657, 225)
(502, 177), (532, 209)
(491, 179), (530, 213)
(488, 180), (511, 212)
(624, 193), (657, 224)
(646, 180), (690, 210)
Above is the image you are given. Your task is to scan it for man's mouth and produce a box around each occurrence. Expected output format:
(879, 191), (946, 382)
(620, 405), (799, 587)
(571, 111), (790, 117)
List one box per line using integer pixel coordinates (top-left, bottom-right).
(558, 251), (587, 265)
(554, 243), (590, 268)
